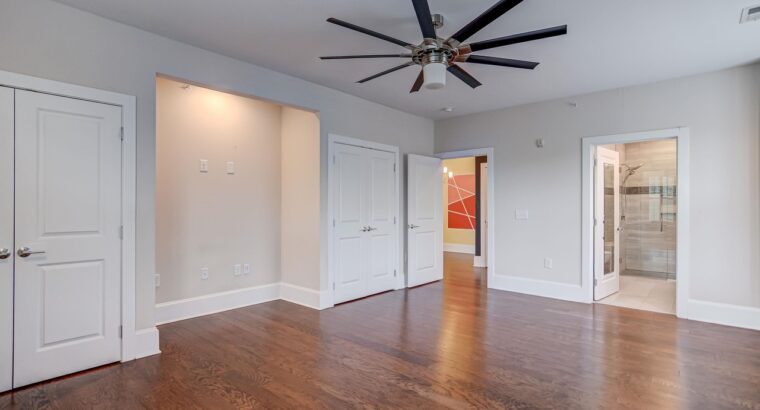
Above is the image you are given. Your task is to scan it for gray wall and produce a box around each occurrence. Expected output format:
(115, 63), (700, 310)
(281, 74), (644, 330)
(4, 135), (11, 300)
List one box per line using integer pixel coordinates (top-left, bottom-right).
(436, 64), (760, 309)
(0, 0), (434, 329)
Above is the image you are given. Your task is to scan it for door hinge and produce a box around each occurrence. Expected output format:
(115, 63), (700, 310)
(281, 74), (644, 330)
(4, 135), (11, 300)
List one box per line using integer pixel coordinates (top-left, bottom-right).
(394, 269), (397, 277)
(594, 278), (598, 287)
(118, 225), (124, 239)
(394, 216), (397, 224)
(333, 155), (336, 164)
(393, 163), (396, 172)
(118, 325), (123, 339)
(333, 219), (336, 227)
(120, 126), (124, 141)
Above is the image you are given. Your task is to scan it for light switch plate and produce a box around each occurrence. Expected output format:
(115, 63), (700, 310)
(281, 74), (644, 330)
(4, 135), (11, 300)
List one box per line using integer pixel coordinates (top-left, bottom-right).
(226, 161), (235, 174)
(515, 209), (529, 220)
(201, 267), (209, 280)
(544, 258), (553, 269)
(199, 159), (209, 173)
(233, 264), (242, 276)
(243, 264), (251, 275)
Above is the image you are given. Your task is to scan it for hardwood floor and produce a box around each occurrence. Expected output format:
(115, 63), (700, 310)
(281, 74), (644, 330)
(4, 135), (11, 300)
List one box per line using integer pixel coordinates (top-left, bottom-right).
(2, 252), (760, 409)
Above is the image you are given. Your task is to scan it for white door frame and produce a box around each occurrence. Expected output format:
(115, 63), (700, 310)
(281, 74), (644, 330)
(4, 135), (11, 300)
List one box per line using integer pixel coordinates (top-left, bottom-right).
(0, 70), (139, 361)
(582, 127), (690, 317)
(435, 148), (496, 287)
(326, 134), (401, 308)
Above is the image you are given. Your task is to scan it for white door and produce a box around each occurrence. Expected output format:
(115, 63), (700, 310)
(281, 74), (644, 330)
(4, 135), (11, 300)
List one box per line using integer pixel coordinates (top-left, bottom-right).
(13, 90), (123, 388)
(364, 149), (398, 295)
(333, 143), (397, 304)
(594, 147), (620, 300)
(0, 86), (13, 392)
(407, 155), (443, 287)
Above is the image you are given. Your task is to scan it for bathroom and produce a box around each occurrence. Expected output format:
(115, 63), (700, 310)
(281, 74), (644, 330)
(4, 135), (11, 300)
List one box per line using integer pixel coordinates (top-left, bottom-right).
(597, 138), (677, 314)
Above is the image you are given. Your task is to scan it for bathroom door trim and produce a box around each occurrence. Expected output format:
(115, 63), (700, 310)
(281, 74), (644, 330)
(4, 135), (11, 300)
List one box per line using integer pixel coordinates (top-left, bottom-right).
(581, 127), (690, 318)
(0, 69), (141, 362)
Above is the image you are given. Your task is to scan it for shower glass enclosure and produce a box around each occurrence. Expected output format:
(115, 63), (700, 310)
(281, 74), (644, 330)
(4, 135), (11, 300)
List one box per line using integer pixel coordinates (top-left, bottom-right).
(618, 139), (678, 280)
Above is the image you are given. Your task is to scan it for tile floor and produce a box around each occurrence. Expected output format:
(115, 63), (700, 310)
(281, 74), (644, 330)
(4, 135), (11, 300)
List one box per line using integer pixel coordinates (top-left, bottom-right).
(597, 275), (676, 314)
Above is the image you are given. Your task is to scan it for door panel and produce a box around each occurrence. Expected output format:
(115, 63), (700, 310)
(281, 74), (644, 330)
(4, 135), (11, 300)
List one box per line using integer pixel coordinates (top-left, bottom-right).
(594, 147), (620, 301)
(333, 144), (368, 303)
(333, 143), (397, 303)
(13, 90), (122, 388)
(365, 149), (396, 295)
(0, 86), (13, 393)
(407, 155), (443, 287)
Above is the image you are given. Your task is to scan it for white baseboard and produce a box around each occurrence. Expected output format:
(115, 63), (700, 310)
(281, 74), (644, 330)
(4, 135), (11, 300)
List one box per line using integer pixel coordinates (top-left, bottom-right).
(444, 243), (475, 254)
(490, 275), (586, 303)
(155, 283), (280, 325)
(280, 283), (330, 310)
(133, 327), (161, 359)
(685, 299), (760, 331)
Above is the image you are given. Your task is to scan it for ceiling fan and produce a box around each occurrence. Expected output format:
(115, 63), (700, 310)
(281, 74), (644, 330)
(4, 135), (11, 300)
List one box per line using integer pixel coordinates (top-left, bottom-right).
(321, 0), (567, 92)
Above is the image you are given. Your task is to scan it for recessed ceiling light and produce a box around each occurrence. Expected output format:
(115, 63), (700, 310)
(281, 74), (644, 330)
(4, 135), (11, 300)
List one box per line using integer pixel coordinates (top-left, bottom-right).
(441, 107), (454, 113)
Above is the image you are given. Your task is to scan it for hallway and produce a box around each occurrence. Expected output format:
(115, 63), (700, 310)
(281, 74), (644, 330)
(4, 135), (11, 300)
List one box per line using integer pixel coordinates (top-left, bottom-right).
(2, 253), (759, 409)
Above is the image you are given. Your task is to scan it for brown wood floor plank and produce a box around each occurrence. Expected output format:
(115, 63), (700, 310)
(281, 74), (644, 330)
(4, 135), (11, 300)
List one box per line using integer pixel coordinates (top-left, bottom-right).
(2, 252), (759, 409)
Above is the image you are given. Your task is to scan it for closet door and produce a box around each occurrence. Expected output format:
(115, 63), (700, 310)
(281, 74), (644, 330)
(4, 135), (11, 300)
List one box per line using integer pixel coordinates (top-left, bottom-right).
(333, 143), (398, 304)
(364, 149), (397, 295)
(0, 86), (13, 393)
(13, 90), (123, 388)
(333, 143), (368, 303)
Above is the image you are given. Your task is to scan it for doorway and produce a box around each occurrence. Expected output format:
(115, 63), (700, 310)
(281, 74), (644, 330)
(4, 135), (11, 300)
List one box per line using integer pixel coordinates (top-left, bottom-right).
(441, 156), (489, 270)
(583, 128), (690, 317)
(0, 70), (138, 393)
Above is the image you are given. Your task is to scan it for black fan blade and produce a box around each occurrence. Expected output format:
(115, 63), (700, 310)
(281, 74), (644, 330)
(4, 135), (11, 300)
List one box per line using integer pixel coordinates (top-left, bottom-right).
(321, 54), (412, 60)
(410, 71), (424, 93)
(467, 25), (567, 52)
(462, 55), (539, 70)
(327, 18), (413, 48)
(447, 64), (482, 89)
(411, 0), (437, 39)
(357, 62), (415, 83)
(448, 0), (523, 45)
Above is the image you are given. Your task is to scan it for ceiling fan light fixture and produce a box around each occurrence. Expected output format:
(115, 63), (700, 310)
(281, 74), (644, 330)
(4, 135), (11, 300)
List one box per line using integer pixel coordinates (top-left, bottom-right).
(423, 62), (446, 90)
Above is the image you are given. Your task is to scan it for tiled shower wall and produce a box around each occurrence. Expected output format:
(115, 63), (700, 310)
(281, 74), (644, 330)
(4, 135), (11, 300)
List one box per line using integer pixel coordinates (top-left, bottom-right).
(620, 139), (678, 276)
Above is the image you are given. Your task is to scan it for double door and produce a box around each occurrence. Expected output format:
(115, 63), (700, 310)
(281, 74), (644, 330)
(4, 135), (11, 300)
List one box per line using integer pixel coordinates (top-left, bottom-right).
(0, 87), (123, 391)
(332, 143), (397, 304)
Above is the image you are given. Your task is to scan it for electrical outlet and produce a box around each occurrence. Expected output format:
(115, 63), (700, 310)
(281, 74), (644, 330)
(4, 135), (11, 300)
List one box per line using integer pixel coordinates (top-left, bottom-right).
(243, 264), (251, 275)
(544, 258), (553, 269)
(199, 159), (209, 173)
(155, 274), (160, 287)
(226, 161), (235, 174)
(233, 264), (242, 276)
(201, 267), (209, 280)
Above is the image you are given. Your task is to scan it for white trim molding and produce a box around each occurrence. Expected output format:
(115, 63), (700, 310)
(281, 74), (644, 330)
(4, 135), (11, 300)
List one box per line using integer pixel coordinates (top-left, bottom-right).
(134, 327), (161, 359)
(155, 283), (280, 325)
(280, 283), (331, 310)
(444, 243), (475, 254)
(490, 275), (587, 303)
(685, 300), (760, 331)
(156, 282), (330, 325)
(0, 69), (140, 362)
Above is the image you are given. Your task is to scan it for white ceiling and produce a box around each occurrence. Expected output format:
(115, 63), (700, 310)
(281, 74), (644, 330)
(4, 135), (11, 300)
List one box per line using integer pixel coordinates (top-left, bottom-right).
(55, 0), (760, 119)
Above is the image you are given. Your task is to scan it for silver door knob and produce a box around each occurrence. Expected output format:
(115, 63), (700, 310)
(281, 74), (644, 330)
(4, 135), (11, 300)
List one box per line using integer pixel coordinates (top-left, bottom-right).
(367, 226), (377, 231)
(17, 247), (46, 258)
(361, 226), (369, 232)
(0, 248), (9, 260)
(409, 224), (420, 229)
